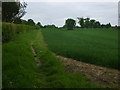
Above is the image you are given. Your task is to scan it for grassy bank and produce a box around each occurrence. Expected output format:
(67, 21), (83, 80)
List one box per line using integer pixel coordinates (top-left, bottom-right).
(3, 29), (100, 88)
(2, 22), (39, 42)
(3, 30), (44, 88)
(42, 28), (119, 70)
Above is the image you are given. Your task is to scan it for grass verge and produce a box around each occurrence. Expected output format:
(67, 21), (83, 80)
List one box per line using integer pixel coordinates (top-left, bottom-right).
(3, 30), (46, 88)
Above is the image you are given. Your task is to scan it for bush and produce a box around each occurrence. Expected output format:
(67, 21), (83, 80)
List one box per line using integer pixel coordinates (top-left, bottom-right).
(2, 22), (39, 42)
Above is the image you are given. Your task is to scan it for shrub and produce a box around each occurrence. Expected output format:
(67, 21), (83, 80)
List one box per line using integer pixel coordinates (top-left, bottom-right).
(2, 22), (39, 42)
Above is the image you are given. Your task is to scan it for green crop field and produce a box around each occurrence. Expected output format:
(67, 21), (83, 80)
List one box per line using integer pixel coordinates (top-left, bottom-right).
(42, 28), (119, 70)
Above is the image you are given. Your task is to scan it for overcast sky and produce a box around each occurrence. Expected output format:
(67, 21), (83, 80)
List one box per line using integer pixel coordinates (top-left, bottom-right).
(22, 2), (118, 27)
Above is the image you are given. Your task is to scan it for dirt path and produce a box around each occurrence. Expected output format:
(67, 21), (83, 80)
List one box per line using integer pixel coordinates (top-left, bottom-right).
(56, 55), (120, 88)
(30, 42), (41, 67)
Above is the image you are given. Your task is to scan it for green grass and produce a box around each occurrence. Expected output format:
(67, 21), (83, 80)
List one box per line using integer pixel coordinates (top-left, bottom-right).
(3, 30), (45, 88)
(42, 28), (119, 70)
(3, 29), (101, 88)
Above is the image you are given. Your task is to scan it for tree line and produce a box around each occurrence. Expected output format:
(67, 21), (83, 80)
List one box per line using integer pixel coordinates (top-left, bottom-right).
(2, 1), (118, 30)
(20, 18), (113, 30)
(64, 18), (112, 30)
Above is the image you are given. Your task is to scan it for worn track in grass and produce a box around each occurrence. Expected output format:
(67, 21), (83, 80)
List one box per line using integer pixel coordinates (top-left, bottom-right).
(57, 55), (120, 88)
(31, 41), (41, 67)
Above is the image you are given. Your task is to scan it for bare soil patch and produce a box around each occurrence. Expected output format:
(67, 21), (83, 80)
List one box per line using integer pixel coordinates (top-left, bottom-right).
(56, 55), (120, 88)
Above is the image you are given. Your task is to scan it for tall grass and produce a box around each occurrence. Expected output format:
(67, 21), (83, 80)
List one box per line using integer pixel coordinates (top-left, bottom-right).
(42, 28), (119, 70)
(2, 22), (39, 42)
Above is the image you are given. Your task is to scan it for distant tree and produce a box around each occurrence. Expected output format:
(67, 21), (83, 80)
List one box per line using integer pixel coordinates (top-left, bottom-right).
(101, 24), (106, 28)
(37, 22), (43, 28)
(95, 21), (101, 28)
(65, 18), (76, 30)
(43, 24), (57, 28)
(77, 17), (85, 28)
(84, 18), (90, 28)
(101, 23), (111, 28)
(2, 1), (27, 22)
(78, 17), (101, 28)
(77, 17), (112, 28)
(27, 19), (35, 26)
(106, 23), (111, 28)
(89, 19), (95, 28)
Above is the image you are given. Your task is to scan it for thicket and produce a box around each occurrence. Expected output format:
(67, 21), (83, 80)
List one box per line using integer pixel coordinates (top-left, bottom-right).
(2, 22), (39, 42)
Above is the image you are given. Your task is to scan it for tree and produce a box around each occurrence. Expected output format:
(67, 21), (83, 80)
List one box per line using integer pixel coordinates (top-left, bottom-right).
(106, 23), (111, 28)
(65, 18), (76, 30)
(27, 19), (35, 26)
(101, 23), (111, 28)
(84, 18), (90, 28)
(37, 22), (43, 28)
(101, 24), (106, 28)
(95, 21), (101, 28)
(43, 24), (57, 28)
(14, 2), (27, 20)
(2, 1), (27, 22)
(2, 2), (19, 22)
(90, 19), (95, 28)
(77, 17), (112, 28)
(77, 17), (85, 28)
